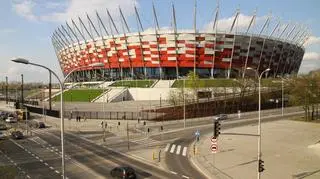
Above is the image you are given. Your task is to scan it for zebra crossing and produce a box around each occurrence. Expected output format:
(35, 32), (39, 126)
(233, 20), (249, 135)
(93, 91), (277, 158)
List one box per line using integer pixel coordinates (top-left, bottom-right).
(165, 143), (188, 157)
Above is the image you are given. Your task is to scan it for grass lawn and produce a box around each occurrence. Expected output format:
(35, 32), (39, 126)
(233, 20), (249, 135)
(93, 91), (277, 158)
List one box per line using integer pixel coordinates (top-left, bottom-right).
(172, 78), (283, 88)
(110, 80), (155, 88)
(53, 89), (103, 102)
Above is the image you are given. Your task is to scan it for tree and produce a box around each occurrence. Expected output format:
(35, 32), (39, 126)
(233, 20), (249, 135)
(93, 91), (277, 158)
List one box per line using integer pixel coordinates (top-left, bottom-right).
(288, 72), (320, 120)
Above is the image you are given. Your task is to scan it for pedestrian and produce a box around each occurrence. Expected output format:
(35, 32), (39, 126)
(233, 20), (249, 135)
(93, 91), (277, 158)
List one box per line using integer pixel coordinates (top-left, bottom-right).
(105, 122), (107, 129)
(101, 121), (104, 128)
(76, 116), (78, 122)
(78, 116), (81, 122)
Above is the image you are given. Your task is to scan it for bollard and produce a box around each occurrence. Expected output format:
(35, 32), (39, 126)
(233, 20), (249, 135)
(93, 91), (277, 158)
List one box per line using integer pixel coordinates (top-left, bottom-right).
(193, 144), (196, 156)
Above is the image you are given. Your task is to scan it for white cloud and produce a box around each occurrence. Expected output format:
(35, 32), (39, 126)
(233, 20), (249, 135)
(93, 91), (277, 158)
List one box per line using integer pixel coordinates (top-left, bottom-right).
(12, 0), (138, 23)
(12, 0), (37, 21)
(303, 52), (320, 60)
(299, 51), (320, 74)
(304, 36), (320, 46)
(204, 13), (267, 33)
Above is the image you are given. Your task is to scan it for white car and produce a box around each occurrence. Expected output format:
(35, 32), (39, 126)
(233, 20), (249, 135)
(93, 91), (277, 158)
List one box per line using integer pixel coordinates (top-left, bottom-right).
(5, 116), (18, 123)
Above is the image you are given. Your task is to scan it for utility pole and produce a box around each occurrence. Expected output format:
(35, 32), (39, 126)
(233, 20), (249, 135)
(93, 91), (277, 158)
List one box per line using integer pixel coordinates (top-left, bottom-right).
(49, 71), (52, 110)
(5, 76), (8, 104)
(21, 74), (24, 105)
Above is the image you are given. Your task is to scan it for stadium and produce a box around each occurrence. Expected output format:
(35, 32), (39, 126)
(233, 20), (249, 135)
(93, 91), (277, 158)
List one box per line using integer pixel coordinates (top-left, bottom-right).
(52, 4), (306, 82)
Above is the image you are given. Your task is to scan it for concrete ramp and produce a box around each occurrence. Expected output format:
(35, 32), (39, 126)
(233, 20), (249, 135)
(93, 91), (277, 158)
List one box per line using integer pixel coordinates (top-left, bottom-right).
(152, 80), (175, 88)
(94, 87), (126, 103)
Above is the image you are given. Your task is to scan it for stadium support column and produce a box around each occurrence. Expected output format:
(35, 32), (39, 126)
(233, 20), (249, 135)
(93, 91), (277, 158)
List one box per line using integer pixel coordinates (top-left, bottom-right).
(134, 5), (146, 79)
(256, 14), (270, 73)
(228, 9), (239, 78)
(211, 3), (219, 79)
(152, 2), (162, 79)
(242, 10), (256, 78)
(172, 3), (179, 79)
(107, 9), (121, 80)
(95, 11), (112, 79)
(119, 7), (133, 78)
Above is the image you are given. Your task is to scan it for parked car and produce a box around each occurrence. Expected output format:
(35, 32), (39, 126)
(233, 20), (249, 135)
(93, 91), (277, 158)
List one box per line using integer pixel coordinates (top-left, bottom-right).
(5, 116), (18, 123)
(11, 131), (23, 139)
(110, 166), (136, 179)
(0, 124), (7, 130)
(0, 131), (6, 140)
(214, 114), (228, 121)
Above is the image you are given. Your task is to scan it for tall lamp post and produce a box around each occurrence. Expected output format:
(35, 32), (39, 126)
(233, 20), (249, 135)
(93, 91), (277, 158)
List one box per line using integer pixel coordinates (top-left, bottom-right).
(246, 67), (270, 179)
(12, 58), (104, 179)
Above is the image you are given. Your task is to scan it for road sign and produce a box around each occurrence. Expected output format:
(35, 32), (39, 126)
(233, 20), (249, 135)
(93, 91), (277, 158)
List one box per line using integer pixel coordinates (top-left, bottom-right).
(211, 136), (217, 143)
(211, 144), (218, 153)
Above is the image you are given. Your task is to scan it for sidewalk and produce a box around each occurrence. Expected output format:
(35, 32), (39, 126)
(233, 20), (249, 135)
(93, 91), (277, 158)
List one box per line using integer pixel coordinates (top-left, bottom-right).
(190, 119), (320, 179)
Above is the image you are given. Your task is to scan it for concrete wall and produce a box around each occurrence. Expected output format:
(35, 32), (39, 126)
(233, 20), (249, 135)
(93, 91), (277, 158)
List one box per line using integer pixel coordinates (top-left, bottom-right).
(128, 88), (172, 101)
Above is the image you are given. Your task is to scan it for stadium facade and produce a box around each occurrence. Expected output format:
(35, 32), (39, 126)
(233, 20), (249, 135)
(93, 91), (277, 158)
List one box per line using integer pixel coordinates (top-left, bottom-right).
(52, 4), (307, 82)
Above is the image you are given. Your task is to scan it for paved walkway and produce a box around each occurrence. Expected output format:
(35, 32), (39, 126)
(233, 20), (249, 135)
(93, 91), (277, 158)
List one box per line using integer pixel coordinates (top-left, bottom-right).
(191, 119), (320, 179)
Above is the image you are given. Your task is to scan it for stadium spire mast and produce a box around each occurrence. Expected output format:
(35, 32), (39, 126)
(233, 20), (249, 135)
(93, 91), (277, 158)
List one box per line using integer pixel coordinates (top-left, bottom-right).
(119, 6), (134, 78)
(134, 4), (146, 78)
(243, 9), (257, 78)
(172, 2), (179, 79)
(230, 8), (240, 33)
(286, 23), (297, 40)
(107, 9), (119, 34)
(278, 23), (289, 39)
(152, 1), (162, 79)
(119, 6), (131, 33)
(193, 0), (197, 75)
(96, 11), (110, 36)
(211, 1), (219, 79)
(257, 13), (271, 72)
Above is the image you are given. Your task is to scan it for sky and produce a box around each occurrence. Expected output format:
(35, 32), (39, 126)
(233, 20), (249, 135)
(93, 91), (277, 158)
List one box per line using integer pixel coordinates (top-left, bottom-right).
(1, 0), (320, 83)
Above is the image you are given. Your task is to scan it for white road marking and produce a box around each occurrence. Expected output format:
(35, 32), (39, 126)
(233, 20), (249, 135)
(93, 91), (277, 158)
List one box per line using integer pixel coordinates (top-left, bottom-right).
(165, 143), (170, 152)
(28, 151), (31, 154)
(170, 144), (176, 153)
(14, 163), (17, 166)
(55, 170), (60, 174)
(170, 171), (177, 175)
(40, 159), (43, 162)
(50, 166), (54, 170)
(35, 156), (39, 160)
(44, 163), (49, 166)
(46, 147), (50, 150)
(176, 145), (181, 155)
(10, 160), (14, 163)
(182, 147), (187, 156)
(182, 175), (190, 179)
(27, 175), (31, 178)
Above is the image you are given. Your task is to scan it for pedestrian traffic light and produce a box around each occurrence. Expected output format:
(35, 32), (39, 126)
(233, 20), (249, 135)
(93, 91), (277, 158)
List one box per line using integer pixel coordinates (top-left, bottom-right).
(214, 120), (221, 138)
(258, 159), (265, 172)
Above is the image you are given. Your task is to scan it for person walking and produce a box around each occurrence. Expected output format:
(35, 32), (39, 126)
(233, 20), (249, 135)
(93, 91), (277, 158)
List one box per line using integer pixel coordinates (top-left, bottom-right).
(101, 121), (104, 128)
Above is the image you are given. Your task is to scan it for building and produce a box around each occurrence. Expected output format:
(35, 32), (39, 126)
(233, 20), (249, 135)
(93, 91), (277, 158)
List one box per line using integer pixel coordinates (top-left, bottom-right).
(52, 4), (307, 82)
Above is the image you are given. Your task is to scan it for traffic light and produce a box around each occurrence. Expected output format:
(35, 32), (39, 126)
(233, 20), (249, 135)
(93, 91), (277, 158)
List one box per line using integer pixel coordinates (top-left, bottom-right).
(258, 159), (265, 172)
(214, 120), (221, 138)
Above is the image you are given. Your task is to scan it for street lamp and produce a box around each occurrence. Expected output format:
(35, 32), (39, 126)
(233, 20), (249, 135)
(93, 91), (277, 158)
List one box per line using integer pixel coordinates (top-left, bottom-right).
(12, 57), (104, 179)
(246, 67), (270, 179)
